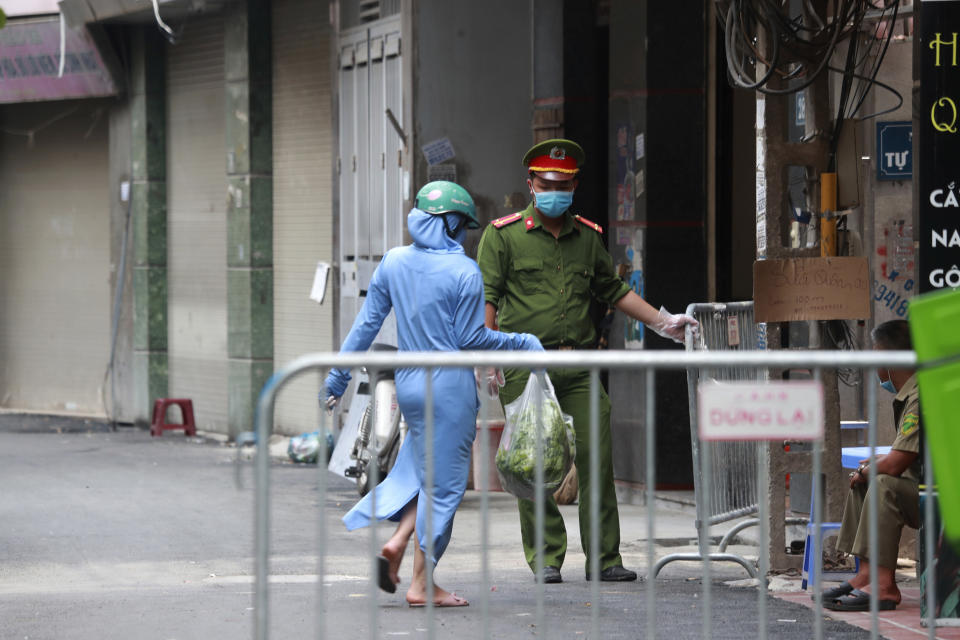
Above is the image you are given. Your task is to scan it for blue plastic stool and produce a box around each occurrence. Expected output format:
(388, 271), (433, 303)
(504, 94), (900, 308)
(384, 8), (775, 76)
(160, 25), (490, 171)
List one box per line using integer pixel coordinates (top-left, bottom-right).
(801, 477), (860, 590)
(801, 521), (860, 590)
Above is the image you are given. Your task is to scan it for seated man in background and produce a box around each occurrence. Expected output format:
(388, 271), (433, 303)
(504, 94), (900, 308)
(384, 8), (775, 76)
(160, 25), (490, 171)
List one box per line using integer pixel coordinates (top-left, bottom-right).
(824, 319), (920, 612)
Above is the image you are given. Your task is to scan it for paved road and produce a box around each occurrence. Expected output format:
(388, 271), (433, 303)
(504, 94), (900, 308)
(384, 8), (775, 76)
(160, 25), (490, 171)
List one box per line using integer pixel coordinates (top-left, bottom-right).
(0, 414), (871, 639)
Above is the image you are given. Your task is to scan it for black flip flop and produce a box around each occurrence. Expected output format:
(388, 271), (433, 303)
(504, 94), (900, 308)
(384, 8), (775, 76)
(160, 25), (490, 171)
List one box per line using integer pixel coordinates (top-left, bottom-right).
(824, 589), (897, 612)
(376, 555), (397, 594)
(815, 581), (854, 601)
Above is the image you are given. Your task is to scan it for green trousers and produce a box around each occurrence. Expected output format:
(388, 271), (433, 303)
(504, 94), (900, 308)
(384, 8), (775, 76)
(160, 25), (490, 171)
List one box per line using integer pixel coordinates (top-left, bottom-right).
(836, 473), (919, 570)
(500, 367), (624, 574)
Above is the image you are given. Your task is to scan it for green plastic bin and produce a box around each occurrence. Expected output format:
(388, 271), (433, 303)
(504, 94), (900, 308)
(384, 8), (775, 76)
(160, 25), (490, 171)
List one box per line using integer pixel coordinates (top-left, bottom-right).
(909, 288), (960, 553)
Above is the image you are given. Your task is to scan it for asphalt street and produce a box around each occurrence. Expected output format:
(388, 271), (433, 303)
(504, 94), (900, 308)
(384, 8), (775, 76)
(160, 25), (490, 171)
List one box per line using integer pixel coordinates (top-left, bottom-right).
(0, 414), (873, 639)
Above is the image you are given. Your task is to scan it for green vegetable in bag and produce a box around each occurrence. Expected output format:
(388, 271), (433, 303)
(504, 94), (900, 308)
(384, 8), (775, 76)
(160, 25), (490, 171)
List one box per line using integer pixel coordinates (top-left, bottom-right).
(496, 373), (574, 500)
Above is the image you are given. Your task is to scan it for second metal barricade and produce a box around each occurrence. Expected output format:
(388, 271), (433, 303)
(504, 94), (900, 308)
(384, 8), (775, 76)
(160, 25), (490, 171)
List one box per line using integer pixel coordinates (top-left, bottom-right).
(655, 302), (804, 577)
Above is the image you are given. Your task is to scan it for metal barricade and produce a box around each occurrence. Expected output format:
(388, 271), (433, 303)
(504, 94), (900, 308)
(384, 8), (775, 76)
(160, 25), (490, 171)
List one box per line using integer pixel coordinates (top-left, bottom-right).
(248, 348), (932, 640)
(655, 302), (804, 577)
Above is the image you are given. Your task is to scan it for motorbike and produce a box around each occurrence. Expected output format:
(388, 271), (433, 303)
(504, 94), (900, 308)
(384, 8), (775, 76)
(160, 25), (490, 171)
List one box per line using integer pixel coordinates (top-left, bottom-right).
(342, 344), (408, 496)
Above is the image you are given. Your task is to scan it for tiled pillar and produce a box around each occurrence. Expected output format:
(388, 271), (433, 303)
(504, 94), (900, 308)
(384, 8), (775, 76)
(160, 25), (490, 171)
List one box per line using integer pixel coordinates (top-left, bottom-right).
(225, 0), (273, 439)
(131, 27), (168, 422)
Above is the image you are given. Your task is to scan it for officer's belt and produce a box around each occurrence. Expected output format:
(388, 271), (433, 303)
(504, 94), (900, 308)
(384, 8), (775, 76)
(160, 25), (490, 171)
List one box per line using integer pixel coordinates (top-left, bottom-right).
(544, 345), (580, 351)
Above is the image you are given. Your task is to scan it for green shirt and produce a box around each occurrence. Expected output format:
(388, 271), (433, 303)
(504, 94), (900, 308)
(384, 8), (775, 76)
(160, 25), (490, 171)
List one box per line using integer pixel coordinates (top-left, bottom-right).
(891, 373), (922, 483)
(476, 203), (631, 347)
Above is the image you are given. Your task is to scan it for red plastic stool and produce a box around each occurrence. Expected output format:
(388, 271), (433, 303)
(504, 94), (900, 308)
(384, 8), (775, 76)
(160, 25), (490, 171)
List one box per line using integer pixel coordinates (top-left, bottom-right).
(151, 398), (197, 437)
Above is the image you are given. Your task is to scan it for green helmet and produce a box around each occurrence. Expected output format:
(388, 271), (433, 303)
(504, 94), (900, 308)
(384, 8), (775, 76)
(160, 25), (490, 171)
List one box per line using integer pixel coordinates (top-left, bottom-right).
(414, 181), (480, 229)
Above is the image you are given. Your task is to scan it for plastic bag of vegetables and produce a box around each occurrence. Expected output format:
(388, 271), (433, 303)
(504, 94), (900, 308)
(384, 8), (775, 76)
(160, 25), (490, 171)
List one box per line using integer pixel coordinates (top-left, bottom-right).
(496, 372), (575, 500)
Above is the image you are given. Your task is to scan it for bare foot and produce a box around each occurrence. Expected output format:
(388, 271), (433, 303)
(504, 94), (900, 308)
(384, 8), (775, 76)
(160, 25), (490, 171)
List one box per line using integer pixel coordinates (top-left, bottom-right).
(846, 571), (902, 605)
(848, 575), (868, 591)
(380, 540), (405, 586)
(405, 583), (469, 607)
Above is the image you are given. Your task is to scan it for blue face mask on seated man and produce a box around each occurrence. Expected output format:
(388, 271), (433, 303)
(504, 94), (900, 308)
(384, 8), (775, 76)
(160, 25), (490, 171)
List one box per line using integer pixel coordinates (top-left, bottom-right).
(534, 190), (574, 218)
(879, 370), (896, 394)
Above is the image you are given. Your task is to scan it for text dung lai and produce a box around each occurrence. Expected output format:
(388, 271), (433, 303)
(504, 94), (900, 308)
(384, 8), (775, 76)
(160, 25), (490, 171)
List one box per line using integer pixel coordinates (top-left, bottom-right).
(698, 381), (824, 441)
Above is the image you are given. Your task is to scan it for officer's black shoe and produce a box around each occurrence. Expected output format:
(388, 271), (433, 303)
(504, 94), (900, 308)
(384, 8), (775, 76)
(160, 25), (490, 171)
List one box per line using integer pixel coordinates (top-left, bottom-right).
(586, 565), (638, 582)
(537, 566), (563, 584)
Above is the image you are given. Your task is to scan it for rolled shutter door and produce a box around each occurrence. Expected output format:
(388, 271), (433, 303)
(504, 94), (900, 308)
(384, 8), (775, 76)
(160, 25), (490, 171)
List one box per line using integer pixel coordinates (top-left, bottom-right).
(272, 0), (334, 434)
(166, 15), (229, 432)
(0, 101), (111, 415)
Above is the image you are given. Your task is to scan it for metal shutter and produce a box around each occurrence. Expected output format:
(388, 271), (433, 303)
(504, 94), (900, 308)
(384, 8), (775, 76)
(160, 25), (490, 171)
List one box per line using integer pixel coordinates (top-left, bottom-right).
(337, 17), (404, 343)
(166, 16), (228, 432)
(0, 101), (111, 415)
(271, 0), (333, 434)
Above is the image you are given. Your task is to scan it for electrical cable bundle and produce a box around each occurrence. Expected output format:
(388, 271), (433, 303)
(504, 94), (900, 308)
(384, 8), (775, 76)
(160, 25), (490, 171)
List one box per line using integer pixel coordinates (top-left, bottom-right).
(823, 319), (863, 386)
(719, 1), (907, 237)
(825, 0), (904, 169)
(716, 0), (905, 137)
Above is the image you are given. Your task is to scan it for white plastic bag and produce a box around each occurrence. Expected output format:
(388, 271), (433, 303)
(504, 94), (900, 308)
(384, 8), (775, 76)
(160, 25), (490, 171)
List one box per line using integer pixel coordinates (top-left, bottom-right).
(288, 431), (321, 463)
(495, 372), (575, 500)
(288, 430), (335, 464)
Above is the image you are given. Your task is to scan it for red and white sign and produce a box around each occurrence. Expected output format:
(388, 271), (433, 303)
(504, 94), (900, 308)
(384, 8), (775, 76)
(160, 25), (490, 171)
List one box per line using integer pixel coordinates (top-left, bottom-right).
(698, 381), (824, 441)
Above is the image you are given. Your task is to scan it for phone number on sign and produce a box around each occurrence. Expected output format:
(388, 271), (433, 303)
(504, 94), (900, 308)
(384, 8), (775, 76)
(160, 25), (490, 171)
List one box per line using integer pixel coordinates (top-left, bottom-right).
(872, 278), (914, 317)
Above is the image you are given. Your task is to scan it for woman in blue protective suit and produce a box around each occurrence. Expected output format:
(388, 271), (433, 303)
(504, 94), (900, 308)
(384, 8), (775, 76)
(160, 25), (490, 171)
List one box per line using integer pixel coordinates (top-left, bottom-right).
(323, 181), (543, 607)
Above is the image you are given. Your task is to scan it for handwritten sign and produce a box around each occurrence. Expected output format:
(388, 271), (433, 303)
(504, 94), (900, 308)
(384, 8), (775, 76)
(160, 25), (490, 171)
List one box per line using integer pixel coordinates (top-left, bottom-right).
(699, 381), (824, 441)
(753, 256), (870, 322)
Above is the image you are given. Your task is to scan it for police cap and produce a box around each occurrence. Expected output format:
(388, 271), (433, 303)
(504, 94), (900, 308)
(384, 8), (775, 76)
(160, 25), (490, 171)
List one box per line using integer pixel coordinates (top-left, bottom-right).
(522, 138), (585, 182)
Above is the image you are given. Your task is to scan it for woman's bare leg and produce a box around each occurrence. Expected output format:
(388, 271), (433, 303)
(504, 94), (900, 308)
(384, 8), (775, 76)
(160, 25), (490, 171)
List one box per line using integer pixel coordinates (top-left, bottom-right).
(380, 500), (416, 586)
(405, 529), (467, 607)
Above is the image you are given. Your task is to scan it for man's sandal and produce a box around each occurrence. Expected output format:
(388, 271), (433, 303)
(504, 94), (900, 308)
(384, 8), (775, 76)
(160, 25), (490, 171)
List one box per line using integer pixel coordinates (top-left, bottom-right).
(814, 581), (854, 601)
(824, 589), (897, 612)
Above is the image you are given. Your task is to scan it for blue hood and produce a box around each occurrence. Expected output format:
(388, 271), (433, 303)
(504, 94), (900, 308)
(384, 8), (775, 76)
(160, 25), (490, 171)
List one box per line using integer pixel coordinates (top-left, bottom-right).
(407, 208), (466, 252)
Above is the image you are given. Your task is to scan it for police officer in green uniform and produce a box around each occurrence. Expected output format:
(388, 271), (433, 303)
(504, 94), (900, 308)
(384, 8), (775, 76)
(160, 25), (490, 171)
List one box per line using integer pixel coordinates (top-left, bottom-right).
(824, 320), (921, 612)
(476, 138), (698, 583)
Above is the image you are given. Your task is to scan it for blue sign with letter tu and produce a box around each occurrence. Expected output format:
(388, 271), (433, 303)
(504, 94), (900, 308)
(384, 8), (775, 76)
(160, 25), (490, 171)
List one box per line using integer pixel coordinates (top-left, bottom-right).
(876, 121), (913, 181)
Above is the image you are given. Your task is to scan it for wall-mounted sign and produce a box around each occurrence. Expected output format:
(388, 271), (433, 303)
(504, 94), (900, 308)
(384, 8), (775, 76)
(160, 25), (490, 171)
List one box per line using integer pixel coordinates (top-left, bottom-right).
(0, 17), (117, 103)
(876, 121), (912, 181)
(753, 256), (870, 322)
(421, 136), (455, 166)
(920, 0), (960, 293)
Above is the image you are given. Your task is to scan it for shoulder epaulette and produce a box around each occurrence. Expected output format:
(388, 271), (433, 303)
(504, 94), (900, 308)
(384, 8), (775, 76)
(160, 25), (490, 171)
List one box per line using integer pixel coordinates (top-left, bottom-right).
(575, 215), (603, 234)
(492, 212), (523, 229)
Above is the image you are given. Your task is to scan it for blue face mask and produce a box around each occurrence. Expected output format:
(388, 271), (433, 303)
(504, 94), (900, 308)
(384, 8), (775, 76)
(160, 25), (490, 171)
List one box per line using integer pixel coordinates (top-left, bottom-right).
(533, 190), (574, 218)
(878, 371), (896, 394)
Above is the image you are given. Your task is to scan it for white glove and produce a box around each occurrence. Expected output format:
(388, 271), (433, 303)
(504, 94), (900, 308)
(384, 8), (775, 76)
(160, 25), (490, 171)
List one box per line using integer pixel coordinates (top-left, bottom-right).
(650, 306), (699, 344)
(475, 367), (505, 399)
